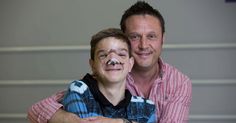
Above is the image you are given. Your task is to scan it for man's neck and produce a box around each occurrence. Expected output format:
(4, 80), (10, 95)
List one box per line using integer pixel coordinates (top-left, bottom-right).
(130, 62), (160, 98)
(131, 62), (160, 84)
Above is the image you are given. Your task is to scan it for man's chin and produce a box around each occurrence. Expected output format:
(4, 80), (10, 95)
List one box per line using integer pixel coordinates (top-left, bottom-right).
(134, 64), (151, 70)
(135, 60), (151, 66)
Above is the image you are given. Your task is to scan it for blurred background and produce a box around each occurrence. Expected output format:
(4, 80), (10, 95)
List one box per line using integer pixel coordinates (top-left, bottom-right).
(0, 0), (236, 123)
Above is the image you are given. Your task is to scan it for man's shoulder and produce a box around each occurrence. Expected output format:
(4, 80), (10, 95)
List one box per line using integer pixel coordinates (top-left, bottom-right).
(162, 61), (190, 80)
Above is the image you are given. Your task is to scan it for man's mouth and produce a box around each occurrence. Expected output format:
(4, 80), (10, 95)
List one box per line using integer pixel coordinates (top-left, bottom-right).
(136, 52), (152, 58)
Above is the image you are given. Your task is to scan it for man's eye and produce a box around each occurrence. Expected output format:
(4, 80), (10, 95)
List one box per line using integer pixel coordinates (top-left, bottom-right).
(147, 34), (157, 40)
(128, 35), (140, 41)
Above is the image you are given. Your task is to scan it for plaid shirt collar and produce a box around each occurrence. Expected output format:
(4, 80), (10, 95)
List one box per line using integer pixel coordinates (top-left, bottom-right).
(81, 73), (132, 109)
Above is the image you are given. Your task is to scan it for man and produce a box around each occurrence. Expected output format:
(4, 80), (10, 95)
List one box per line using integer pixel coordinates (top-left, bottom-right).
(61, 28), (156, 123)
(28, 1), (192, 123)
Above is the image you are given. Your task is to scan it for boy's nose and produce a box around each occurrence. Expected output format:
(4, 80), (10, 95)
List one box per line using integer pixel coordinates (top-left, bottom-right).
(106, 58), (121, 65)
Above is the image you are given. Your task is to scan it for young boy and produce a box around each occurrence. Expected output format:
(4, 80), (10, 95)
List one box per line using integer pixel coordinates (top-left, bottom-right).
(61, 28), (157, 123)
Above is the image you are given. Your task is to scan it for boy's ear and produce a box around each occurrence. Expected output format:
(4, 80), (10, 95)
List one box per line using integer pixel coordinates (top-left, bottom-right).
(89, 59), (95, 74)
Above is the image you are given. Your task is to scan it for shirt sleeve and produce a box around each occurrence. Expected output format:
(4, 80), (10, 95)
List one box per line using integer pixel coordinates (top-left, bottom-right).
(27, 90), (66, 123)
(159, 78), (192, 123)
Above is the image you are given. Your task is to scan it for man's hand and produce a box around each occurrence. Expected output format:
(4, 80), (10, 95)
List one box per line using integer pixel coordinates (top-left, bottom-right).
(84, 116), (124, 123)
(49, 109), (88, 123)
(48, 109), (136, 123)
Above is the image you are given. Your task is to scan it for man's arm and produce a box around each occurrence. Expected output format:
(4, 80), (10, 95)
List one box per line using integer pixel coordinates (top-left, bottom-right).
(49, 109), (90, 123)
(27, 90), (65, 123)
(159, 78), (192, 123)
(84, 116), (134, 123)
(50, 112), (132, 123)
(27, 90), (129, 123)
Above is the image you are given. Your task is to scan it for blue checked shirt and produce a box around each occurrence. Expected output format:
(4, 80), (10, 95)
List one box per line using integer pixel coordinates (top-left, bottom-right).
(62, 74), (157, 123)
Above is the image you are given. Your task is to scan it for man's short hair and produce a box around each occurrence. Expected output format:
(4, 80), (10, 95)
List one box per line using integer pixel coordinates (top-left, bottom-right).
(120, 1), (165, 33)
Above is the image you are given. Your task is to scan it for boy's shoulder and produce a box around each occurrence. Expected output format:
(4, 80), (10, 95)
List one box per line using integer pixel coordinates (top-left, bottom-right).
(130, 95), (155, 107)
(68, 80), (89, 94)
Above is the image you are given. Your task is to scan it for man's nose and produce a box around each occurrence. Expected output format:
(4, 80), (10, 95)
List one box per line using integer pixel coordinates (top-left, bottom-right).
(139, 37), (148, 49)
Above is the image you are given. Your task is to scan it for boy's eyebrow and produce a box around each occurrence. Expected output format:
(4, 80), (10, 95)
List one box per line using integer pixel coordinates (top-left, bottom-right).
(116, 48), (128, 52)
(97, 48), (128, 54)
(97, 49), (106, 54)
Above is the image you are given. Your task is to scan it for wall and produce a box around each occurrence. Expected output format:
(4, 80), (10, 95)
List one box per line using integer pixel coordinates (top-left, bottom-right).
(0, 0), (236, 123)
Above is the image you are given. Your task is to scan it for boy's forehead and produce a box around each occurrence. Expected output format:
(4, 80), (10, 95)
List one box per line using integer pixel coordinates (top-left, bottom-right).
(96, 38), (128, 51)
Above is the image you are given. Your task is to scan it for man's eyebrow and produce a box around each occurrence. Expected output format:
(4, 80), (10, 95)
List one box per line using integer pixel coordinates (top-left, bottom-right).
(127, 32), (139, 35)
(128, 31), (157, 35)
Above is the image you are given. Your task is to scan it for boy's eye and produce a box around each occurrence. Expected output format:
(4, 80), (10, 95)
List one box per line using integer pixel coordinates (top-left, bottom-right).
(118, 53), (127, 58)
(98, 53), (107, 59)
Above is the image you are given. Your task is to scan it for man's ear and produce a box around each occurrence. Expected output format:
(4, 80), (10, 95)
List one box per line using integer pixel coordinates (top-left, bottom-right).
(128, 57), (134, 72)
(162, 32), (165, 45)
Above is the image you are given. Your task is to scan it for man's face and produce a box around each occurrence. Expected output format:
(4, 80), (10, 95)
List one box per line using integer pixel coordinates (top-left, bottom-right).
(90, 37), (134, 84)
(124, 15), (164, 70)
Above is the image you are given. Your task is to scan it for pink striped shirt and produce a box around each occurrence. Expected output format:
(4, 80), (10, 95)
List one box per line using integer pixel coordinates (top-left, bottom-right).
(126, 59), (192, 123)
(27, 59), (192, 123)
(27, 90), (65, 123)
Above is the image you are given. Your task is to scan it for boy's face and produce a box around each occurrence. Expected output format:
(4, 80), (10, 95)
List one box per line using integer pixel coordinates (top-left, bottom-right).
(89, 37), (134, 84)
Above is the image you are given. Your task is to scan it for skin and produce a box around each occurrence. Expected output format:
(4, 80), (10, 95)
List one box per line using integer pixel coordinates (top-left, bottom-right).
(49, 111), (124, 123)
(89, 37), (134, 105)
(90, 37), (133, 85)
(124, 15), (165, 98)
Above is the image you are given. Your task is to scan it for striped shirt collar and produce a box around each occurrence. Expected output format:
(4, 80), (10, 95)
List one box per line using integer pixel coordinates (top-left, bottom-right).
(127, 58), (165, 84)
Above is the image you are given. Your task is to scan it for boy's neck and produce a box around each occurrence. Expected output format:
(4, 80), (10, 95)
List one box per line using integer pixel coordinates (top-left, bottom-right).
(98, 81), (126, 106)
